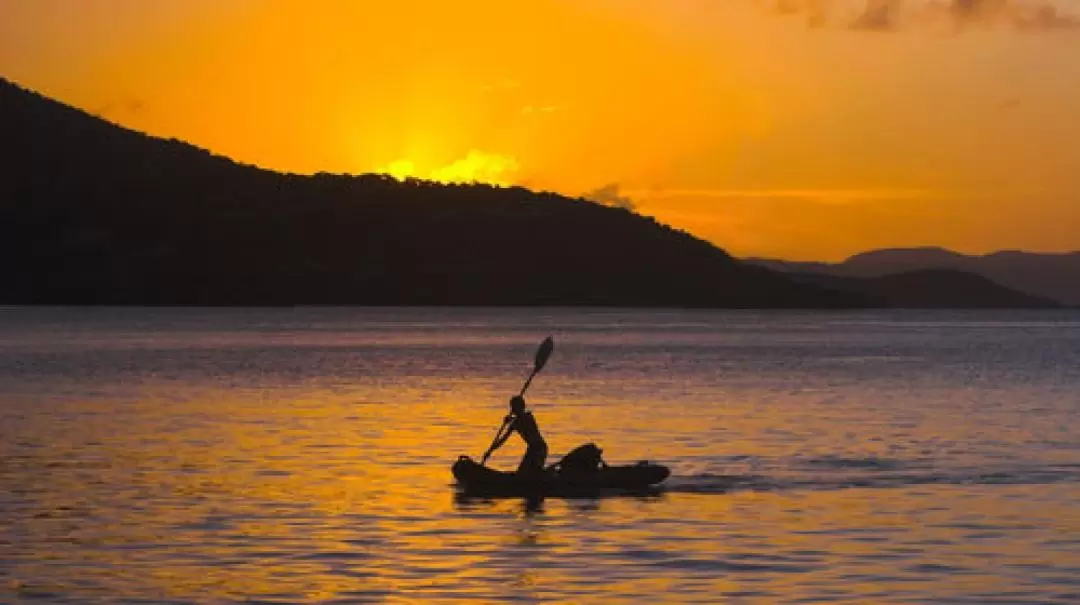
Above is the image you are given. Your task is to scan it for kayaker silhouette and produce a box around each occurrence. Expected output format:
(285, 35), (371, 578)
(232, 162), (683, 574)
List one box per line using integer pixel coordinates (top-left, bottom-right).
(482, 395), (548, 476)
(452, 337), (671, 496)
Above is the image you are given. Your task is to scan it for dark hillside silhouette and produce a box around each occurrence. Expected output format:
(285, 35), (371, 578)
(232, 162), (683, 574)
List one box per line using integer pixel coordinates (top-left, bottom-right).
(782, 269), (1059, 309)
(0, 77), (865, 307)
(751, 247), (1080, 307)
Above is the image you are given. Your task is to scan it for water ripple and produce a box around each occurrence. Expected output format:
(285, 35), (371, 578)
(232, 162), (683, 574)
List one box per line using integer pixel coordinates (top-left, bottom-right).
(3, 308), (1080, 603)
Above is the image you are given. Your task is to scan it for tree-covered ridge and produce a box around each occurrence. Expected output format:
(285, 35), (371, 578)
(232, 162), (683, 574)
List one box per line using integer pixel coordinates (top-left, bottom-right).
(1, 77), (862, 307)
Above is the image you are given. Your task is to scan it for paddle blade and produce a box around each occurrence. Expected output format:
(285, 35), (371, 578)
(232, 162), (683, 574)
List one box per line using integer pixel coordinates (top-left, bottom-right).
(534, 336), (554, 374)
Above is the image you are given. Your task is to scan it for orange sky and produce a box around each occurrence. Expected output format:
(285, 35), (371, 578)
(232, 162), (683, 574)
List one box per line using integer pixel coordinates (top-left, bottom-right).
(2, 0), (1079, 260)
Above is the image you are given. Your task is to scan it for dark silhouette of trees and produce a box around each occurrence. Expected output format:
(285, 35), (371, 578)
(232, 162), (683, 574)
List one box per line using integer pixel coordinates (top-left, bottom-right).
(0, 77), (865, 307)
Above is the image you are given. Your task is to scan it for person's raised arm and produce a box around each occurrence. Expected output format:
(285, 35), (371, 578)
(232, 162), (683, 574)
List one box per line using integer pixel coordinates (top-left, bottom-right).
(481, 415), (517, 463)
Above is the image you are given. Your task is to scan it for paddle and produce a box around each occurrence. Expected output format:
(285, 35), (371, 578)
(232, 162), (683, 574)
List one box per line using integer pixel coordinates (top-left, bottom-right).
(519, 336), (554, 398)
(481, 336), (554, 464)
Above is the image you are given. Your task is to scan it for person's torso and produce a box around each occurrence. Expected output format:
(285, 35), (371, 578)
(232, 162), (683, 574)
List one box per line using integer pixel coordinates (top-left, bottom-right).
(515, 412), (546, 448)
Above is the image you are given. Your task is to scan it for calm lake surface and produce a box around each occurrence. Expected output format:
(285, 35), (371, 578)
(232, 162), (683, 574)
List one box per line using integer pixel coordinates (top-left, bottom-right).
(2, 307), (1080, 604)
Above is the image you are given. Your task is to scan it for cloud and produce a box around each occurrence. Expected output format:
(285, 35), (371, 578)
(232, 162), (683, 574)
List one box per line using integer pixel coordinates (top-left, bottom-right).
(944, 0), (1080, 29)
(770, 0), (832, 26)
(521, 105), (559, 115)
(633, 187), (937, 202)
(91, 98), (146, 118)
(761, 0), (1080, 31)
(584, 184), (638, 211)
(850, 0), (901, 30)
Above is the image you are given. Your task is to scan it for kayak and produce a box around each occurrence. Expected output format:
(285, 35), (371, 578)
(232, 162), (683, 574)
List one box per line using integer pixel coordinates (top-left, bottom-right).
(452, 456), (670, 496)
(453, 341), (672, 497)
(452, 443), (670, 497)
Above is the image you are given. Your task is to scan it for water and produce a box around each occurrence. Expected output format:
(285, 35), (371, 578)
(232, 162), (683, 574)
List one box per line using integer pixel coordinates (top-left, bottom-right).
(2, 307), (1080, 603)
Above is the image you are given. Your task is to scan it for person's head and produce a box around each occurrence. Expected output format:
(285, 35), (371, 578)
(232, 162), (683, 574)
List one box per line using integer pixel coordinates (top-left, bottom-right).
(509, 395), (526, 414)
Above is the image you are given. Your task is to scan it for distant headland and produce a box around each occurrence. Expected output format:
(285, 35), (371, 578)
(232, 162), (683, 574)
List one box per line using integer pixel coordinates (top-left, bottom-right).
(749, 248), (1078, 307)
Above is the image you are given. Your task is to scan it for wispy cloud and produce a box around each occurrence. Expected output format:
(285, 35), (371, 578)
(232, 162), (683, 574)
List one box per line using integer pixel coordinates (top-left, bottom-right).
(761, 0), (1080, 32)
(771, 0), (831, 26)
(584, 183), (638, 210)
(944, 0), (1080, 30)
(91, 98), (146, 118)
(850, 0), (900, 30)
(521, 105), (559, 115)
(632, 187), (939, 204)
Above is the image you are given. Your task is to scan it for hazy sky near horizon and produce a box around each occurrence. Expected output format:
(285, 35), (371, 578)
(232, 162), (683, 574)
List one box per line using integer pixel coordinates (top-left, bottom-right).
(2, 0), (1079, 260)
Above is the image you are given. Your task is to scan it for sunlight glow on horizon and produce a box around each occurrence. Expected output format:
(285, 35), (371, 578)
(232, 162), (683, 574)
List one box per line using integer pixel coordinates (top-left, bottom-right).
(378, 150), (521, 186)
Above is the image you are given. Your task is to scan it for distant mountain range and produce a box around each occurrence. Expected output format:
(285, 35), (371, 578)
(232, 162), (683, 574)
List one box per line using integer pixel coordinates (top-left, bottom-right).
(749, 248), (1079, 307)
(766, 268), (1059, 309)
(0, 76), (862, 308)
(1, 76), (1065, 309)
